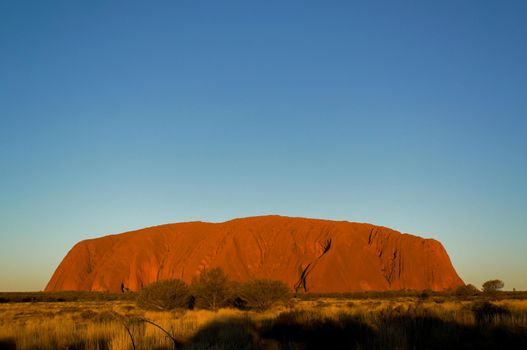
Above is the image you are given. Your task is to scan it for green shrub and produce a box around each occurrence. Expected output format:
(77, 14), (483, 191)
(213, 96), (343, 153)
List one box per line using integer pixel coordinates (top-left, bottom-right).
(237, 279), (290, 311)
(191, 268), (233, 310)
(455, 284), (480, 297)
(482, 279), (504, 293)
(472, 301), (511, 324)
(419, 289), (432, 300)
(137, 279), (190, 311)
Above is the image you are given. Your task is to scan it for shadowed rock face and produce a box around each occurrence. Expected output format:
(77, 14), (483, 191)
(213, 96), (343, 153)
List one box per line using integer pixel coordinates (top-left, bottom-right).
(45, 216), (464, 293)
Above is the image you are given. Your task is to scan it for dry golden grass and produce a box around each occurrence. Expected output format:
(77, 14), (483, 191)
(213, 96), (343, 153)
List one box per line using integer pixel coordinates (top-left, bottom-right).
(1, 297), (526, 349)
(0, 300), (253, 349)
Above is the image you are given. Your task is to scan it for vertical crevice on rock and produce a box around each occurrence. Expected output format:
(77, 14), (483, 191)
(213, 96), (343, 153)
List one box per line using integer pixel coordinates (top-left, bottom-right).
(368, 228), (375, 245)
(294, 238), (333, 293)
(294, 263), (312, 293)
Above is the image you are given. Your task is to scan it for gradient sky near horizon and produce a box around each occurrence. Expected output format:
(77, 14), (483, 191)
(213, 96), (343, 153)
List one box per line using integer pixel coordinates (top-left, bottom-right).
(1, 1), (526, 291)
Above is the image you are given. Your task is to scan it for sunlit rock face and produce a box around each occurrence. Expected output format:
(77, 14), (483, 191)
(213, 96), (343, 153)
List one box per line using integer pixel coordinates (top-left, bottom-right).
(46, 215), (464, 293)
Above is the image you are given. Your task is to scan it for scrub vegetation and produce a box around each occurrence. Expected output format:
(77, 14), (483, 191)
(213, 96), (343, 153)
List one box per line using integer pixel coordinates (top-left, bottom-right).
(1, 274), (526, 349)
(1, 295), (527, 349)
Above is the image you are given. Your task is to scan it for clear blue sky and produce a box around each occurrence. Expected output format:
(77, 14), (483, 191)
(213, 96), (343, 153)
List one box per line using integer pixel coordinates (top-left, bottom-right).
(1, 1), (526, 291)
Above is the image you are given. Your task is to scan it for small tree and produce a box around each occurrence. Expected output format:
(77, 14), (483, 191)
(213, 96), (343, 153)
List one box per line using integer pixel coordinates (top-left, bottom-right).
(137, 279), (190, 311)
(191, 267), (233, 310)
(482, 279), (504, 293)
(419, 289), (433, 300)
(237, 279), (291, 311)
(455, 284), (480, 297)
(472, 301), (511, 324)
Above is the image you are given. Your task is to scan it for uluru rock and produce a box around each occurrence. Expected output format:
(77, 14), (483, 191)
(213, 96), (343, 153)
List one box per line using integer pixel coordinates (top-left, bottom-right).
(45, 215), (464, 293)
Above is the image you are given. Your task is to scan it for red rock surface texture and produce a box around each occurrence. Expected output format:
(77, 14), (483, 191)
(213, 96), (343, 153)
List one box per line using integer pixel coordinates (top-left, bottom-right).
(46, 215), (464, 293)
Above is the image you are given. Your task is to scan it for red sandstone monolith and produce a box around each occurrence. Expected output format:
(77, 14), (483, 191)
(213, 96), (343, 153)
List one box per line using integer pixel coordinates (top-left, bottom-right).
(45, 215), (464, 292)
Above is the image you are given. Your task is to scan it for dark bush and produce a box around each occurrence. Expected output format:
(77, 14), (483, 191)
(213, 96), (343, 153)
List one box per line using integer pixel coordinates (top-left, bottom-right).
(263, 310), (377, 349)
(188, 317), (258, 349)
(137, 279), (190, 311)
(419, 289), (432, 300)
(482, 279), (504, 293)
(191, 268), (233, 310)
(237, 279), (290, 311)
(472, 301), (511, 325)
(455, 284), (480, 297)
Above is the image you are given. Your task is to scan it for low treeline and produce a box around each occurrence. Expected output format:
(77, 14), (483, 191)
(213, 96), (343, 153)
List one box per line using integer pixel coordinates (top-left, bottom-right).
(297, 290), (527, 301)
(1, 270), (526, 307)
(0, 291), (136, 303)
(135, 270), (527, 312)
(137, 268), (290, 311)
